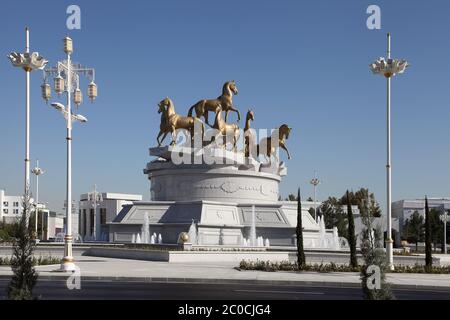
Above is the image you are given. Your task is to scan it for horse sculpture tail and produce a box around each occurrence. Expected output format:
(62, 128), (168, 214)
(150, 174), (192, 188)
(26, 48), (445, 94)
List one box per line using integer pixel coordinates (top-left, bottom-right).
(188, 102), (199, 117)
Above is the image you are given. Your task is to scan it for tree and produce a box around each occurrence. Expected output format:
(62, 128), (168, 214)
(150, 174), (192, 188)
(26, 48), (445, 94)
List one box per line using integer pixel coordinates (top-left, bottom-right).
(320, 197), (348, 237)
(429, 209), (444, 252)
(296, 188), (306, 269)
(360, 194), (395, 300)
(0, 222), (19, 244)
(425, 197), (432, 270)
(341, 188), (381, 218)
(347, 191), (358, 268)
(404, 211), (424, 252)
(285, 194), (298, 201)
(7, 188), (38, 300)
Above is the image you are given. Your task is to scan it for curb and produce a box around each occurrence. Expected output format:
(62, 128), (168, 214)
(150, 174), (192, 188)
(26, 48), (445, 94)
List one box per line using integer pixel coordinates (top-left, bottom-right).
(1, 274), (449, 291)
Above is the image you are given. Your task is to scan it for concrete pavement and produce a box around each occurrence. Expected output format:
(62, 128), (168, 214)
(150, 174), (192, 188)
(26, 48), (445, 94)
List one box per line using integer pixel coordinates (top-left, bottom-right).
(1, 255), (450, 290)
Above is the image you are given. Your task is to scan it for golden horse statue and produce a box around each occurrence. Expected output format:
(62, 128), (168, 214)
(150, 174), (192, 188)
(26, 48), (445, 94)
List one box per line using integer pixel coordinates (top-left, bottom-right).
(188, 81), (241, 126)
(244, 109), (255, 158)
(258, 124), (292, 162)
(157, 103), (171, 146)
(158, 98), (204, 146)
(211, 107), (241, 151)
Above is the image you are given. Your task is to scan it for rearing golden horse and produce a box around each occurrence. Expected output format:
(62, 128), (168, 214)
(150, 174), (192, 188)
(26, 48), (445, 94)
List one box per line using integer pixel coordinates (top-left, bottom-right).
(158, 98), (204, 146)
(257, 124), (292, 163)
(188, 81), (241, 126)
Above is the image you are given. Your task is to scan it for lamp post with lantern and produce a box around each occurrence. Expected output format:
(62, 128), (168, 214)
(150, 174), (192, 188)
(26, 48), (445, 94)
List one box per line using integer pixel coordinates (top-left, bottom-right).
(31, 160), (45, 239)
(8, 28), (48, 227)
(310, 172), (321, 222)
(370, 33), (408, 270)
(42, 36), (98, 272)
(440, 208), (449, 255)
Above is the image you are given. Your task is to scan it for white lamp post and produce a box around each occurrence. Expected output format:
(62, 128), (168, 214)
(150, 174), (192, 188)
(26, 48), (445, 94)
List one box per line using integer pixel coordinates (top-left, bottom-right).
(440, 209), (449, 255)
(43, 36), (97, 272)
(8, 28), (48, 225)
(370, 33), (408, 270)
(31, 160), (45, 238)
(310, 172), (321, 222)
(87, 184), (103, 241)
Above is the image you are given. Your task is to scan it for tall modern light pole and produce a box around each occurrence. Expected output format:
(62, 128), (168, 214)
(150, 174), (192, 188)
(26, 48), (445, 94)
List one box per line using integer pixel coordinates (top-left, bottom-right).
(441, 208), (449, 255)
(88, 184), (103, 241)
(370, 33), (408, 270)
(43, 36), (97, 272)
(310, 172), (321, 222)
(8, 28), (48, 224)
(31, 160), (45, 238)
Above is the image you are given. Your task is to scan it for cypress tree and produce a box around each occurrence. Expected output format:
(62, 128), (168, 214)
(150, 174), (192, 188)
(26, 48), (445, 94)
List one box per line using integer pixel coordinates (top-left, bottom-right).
(425, 196), (432, 270)
(7, 187), (38, 300)
(360, 196), (395, 300)
(296, 188), (306, 269)
(347, 190), (358, 269)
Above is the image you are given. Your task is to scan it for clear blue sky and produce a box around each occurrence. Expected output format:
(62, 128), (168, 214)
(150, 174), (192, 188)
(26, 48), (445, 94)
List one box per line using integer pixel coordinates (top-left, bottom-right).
(1, 0), (449, 213)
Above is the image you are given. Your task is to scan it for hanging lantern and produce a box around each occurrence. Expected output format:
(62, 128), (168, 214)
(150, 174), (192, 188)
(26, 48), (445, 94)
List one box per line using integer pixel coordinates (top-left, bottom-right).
(54, 74), (65, 94)
(41, 83), (51, 103)
(88, 81), (98, 102)
(74, 88), (83, 106)
(63, 37), (73, 55)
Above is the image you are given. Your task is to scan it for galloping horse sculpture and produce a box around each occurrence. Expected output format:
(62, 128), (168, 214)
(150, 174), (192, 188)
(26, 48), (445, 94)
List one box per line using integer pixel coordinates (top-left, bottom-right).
(244, 109), (255, 158)
(257, 124), (292, 163)
(212, 107), (241, 151)
(158, 98), (204, 146)
(157, 103), (170, 146)
(188, 81), (241, 126)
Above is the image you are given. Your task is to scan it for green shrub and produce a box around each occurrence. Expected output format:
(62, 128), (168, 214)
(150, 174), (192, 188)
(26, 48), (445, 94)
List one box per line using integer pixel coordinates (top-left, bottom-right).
(0, 256), (60, 266)
(238, 260), (450, 274)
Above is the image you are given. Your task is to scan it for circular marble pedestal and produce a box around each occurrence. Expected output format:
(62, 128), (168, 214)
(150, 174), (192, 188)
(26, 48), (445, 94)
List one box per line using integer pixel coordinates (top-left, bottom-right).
(145, 147), (284, 204)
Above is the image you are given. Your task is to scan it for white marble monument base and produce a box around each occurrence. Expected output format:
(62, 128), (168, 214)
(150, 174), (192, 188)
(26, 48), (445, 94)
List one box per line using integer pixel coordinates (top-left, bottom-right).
(109, 146), (339, 249)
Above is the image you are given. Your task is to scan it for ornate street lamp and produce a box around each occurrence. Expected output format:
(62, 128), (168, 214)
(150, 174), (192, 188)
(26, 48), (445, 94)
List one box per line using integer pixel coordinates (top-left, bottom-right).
(7, 28), (48, 224)
(440, 208), (449, 255)
(43, 36), (97, 272)
(370, 33), (408, 270)
(31, 160), (45, 239)
(310, 171), (321, 222)
(87, 184), (103, 241)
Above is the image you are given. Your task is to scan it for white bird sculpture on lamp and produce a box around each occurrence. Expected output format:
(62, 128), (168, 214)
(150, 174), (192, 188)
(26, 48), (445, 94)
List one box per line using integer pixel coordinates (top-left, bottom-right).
(51, 102), (88, 123)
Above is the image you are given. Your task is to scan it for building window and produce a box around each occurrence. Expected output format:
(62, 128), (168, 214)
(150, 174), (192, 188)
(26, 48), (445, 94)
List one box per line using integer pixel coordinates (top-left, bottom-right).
(83, 209), (87, 237)
(13, 202), (19, 207)
(100, 208), (107, 225)
(3, 202), (8, 207)
(3, 209), (8, 214)
(90, 209), (95, 235)
(78, 210), (82, 236)
(13, 209), (19, 214)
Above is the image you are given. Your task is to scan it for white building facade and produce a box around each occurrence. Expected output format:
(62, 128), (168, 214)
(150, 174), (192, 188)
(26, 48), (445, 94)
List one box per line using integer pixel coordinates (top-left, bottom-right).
(392, 198), (450, 235)
(79, 192), (142, 241)
(0, 189), (27, 223)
